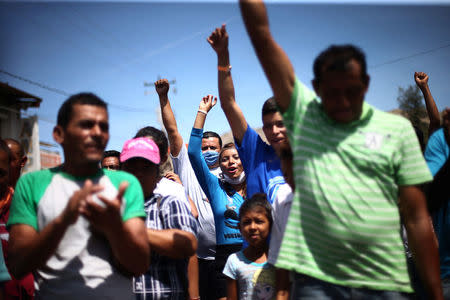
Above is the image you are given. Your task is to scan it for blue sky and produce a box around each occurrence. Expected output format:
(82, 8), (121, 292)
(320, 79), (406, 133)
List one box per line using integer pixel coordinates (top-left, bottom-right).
(1, 0), (450, 159)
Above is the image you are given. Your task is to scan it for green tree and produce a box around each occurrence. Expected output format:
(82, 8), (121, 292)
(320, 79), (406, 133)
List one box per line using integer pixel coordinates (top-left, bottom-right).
(397, 85), (429, 141)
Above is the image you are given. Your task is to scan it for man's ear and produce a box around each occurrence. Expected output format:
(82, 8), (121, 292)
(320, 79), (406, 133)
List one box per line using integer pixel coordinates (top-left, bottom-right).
(53, 125), (64, 145)
(20, 156), (27, 168)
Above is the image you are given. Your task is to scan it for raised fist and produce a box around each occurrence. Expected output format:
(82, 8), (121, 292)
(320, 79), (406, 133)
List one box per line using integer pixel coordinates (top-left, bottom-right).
(414, 72), (429, 89)
(154, 79), (169, 97)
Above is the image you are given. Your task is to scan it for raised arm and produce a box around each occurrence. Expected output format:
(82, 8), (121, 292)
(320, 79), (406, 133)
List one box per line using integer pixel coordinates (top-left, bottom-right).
(415, 72), (440, 135)
(155, 79), (184, 157)
(193, 94), (217, 130)
(207, 24), (247, 144)
(188, 96), (221, 200)
(239, 0), (295, 112)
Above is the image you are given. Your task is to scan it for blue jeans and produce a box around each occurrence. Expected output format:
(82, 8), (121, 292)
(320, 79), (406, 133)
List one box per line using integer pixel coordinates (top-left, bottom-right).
(291, 273), (412, 300)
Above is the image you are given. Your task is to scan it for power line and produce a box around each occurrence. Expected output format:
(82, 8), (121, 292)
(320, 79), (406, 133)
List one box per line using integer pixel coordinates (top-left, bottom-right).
(370, 42), (450, 69)
(0, 69), (70, 96)
(0, 69), (149, 112)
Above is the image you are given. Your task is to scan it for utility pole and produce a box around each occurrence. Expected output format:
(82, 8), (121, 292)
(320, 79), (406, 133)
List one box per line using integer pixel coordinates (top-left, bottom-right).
(144, 75), (177, 95)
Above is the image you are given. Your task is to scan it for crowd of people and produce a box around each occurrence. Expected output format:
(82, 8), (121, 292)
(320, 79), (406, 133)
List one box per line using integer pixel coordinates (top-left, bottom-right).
(0, 0), (449, 299)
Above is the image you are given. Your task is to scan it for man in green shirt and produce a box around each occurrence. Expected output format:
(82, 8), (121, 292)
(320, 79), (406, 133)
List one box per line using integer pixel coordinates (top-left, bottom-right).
(239, 1), (442, 299)
(7, 93), (149, 300)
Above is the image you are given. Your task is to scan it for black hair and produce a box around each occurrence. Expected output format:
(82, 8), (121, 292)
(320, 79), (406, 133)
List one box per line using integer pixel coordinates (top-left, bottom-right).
(219, 142), (247, 197)
(262, 97), (279, 116)
(313, 44), (368, 84)
(219, 142), (236, 161)
(57, 92), (107, 129)
(202, 131), (222, 149)
(3, 138), (24, 157)
(0, 140), (12, 163)
(103, 150), (121, 160)
(239, 193), (273, 228)
(134, 126), (168, 162)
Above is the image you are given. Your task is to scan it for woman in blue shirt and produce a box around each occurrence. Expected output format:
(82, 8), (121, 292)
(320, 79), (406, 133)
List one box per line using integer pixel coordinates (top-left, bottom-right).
(188, 95), (246, 300)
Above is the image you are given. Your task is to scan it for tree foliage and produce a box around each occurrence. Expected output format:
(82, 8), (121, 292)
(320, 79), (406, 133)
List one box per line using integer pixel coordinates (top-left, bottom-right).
(397, 85), (428, 142)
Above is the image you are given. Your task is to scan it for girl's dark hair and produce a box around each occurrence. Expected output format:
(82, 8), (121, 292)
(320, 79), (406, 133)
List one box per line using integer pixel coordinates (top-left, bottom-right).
(239, 193), (273, 228)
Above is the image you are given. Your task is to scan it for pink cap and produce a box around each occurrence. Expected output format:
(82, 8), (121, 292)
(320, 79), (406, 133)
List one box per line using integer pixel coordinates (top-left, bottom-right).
(120, 137), (160, 164)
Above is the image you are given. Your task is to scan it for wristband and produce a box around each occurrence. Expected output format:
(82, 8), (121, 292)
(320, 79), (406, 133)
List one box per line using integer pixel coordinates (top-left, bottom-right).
(198, 109), (208, 115)
(218, 65), (231, 72)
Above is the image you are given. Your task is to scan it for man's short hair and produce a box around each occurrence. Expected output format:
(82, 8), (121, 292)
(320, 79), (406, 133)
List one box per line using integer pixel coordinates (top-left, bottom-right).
(134, 126), (168, 162)
(262, 97), (279, 116)
(202, 131), (222, 149)
(313, 44), (368, 83)
(103, 150), (121, 160)
(0, 140), (11, 163)
(57, 93), (107, 129)
(4, 138), (24, 157)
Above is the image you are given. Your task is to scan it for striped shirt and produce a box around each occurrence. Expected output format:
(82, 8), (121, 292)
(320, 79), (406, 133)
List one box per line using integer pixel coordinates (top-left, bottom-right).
(276, 78), (432, 292)
(133, 192), (198, 299)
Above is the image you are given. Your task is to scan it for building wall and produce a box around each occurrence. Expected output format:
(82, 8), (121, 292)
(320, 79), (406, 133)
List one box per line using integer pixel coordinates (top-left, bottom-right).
(0, 107), (21, 139)
(0, 106), (41, 173)
(21, 115), (41, 172)
(40, 149), (61, 169)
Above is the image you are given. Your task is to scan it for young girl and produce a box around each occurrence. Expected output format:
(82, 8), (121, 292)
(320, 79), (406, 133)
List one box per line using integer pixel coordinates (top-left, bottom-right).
(223, 193), (276, 300)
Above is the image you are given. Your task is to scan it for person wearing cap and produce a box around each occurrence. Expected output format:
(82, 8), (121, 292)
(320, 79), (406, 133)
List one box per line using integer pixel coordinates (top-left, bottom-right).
(6, 92), (149, 300)
(121, 137), (198, 300)
(133, 126), (201, 300)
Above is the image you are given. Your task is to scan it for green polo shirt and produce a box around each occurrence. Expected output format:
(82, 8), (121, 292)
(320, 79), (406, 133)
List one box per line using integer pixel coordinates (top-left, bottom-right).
(277, 78), (432, 292)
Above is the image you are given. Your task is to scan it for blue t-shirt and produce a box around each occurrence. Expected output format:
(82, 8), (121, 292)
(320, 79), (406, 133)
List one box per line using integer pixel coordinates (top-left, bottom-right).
(188, 128), (244, 246)
(424, 128), (450, 279)
(236, 125), (285, 204)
